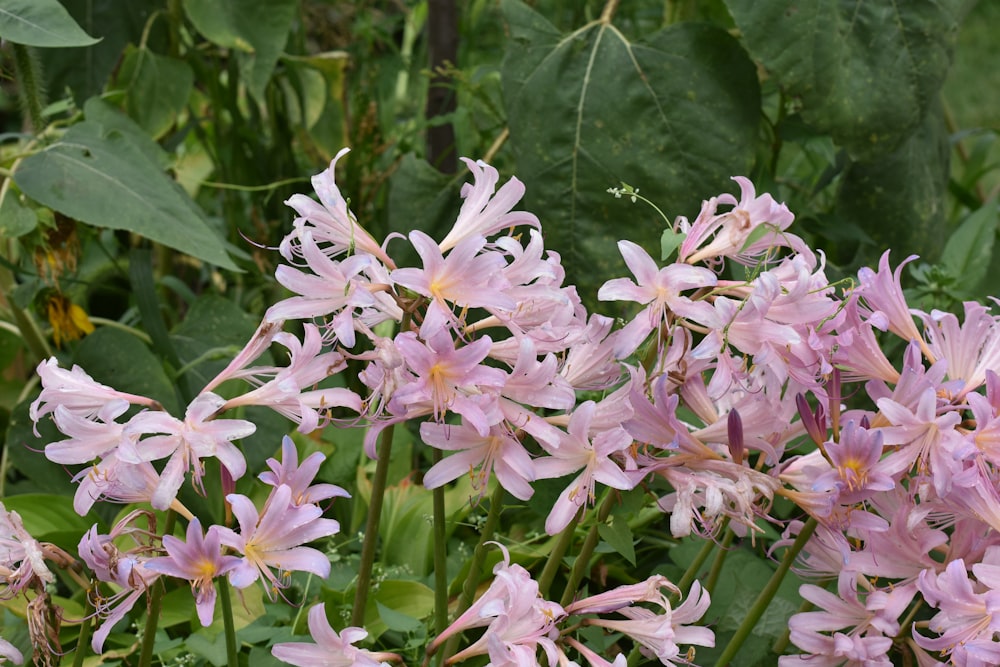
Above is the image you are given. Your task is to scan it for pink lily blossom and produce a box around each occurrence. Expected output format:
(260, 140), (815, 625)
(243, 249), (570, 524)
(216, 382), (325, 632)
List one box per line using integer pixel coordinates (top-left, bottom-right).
(437, 157), (540, 252)
(271, 603), (399, 667)
(144, 517), (241, 626)
(259, 435), (350, 506)
(217, 484), (339, 595)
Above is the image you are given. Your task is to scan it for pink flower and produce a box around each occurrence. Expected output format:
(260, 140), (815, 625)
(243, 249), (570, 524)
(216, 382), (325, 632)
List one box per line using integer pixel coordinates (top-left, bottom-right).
(390, 230), (515, 328)
(438, 158), (539, 252)
(217, 485), (339, 595)
(855, 251), (923, 346)
(0, 503), (54, 598)
(678, 177), (801, 266)
(431, 544), (565, 666)
(0, 637), (22, 665)
(533, 401), (635, 535)
(281, 148), (393, 267)
(71, 451), (162, 516)
(259, 436), (350, 506)
(271, 603), (399, 667)
(421, 421), (536, 500)
(390, 327), (505, 435)
(579, 580), (714, 666)
(30, 357), (159, 426)
(78, 519), (161, 652)
(914, 555), (1000, 664)
(144, 518), (241, 626)
(598, 240), (716, 358)
(222, 325), (363, 433)
(119, 392), (255, 510)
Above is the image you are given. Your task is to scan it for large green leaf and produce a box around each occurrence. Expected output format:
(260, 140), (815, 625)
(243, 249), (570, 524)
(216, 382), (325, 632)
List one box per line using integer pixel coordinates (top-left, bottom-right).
(941, 202), (998, 295)
(13, 120), (239, 271)
(38, 0), (160, 103)
(0, 0), (98, 47)
(118, 45), (195, 138)
(183, 0), (298, 101)
(835, 103), (950, 266)
(501, 0), (760, 300)
(724, 0), (966, 159)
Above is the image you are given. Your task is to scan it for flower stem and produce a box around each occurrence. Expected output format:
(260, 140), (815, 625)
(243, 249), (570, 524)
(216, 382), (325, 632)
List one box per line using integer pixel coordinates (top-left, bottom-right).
(675, 518), (728, 597)
(432, 449), (448, 637)
(712, 516), (818, 667)
(71, 608), (93, 667)
(219, 577), (239, 667)
(351, 423), (396, 627)
(537, 511), (581, 600)
(702, 527), (735, 595)
(440, 483), (505, 662)
(139, 511), (176, 667)
(559, 493), (615, 608)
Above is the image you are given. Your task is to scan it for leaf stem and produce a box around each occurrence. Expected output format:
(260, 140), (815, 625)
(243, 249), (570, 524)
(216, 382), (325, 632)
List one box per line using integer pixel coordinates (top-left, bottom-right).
(351, 423), (396, 627)
(12, 44), (45, 133)
(713, 516), (818, 667)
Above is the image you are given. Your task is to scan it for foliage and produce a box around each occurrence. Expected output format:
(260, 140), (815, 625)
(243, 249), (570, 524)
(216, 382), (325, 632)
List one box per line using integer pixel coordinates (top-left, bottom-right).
(0, 1), (998, 666)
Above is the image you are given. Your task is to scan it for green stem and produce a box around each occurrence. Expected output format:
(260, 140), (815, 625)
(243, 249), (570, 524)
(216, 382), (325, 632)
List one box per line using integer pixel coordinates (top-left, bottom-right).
(351, 424), (396, 627)
(440, 484), (505, 662)
(12, 43), (45, 132)
(536, 510), (581, 600)
(71, 608), (93, 667)
(139, 511), (176, 667)
(702, 527), (735, 595)
(675, 538), (714, 597)
(559, 494), (615, 608)
(219, 577), (239, 667)
(432, 450), (448, 638)
(713, 517), (818, 667)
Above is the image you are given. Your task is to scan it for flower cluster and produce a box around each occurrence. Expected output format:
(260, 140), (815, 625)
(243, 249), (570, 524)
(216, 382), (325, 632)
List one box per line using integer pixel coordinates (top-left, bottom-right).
(18, 146), (1000, 666)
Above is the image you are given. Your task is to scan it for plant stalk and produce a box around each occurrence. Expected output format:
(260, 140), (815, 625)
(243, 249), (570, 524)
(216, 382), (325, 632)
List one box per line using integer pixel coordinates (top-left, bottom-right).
(139, 511), (176, 667)
(351, 424), (396, 627)
(432, 449), (448, 638)
(559, 493), (615, 608)
(440, 483), (505, 662)
(713, 516), (818, 667)
(219, 577), (239, 667)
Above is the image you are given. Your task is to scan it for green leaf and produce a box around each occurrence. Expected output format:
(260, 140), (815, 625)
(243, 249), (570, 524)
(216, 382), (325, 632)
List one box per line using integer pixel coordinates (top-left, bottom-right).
(0, 0), (98, 47)
(941, 203), (998, 293)
(835, 103), (950, 266)
(724, 0), (965, 159)
(597, 515), (636, 566)
(660, 227), (685, 262)
(0, 189), (37, 238)
(183, 0), (298, 101)
(38, 0), (160, 103)
(74, 327), (181, 415)
(363, 580), (434, 640)
(119, 46), (195, 138)
(1, 494), (91, 538)
(501, 0), (760, 300)
(13, 120), (239, 271)
(376, 601), (423, 633)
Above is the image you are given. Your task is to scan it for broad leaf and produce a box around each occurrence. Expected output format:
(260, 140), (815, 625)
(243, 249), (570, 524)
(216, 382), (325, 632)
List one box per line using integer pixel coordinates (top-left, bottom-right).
(14, 120), (239, 271)
(501, 0), (760, 300)
(38, 0), (159, 103)
(725, 0), (966, 159)
(0, 0), (98, 47)
(183, 0), (298, 101)
(942, 202), (998, 295)
(118, 45), (195, 138)
(835, 103), (950, 266)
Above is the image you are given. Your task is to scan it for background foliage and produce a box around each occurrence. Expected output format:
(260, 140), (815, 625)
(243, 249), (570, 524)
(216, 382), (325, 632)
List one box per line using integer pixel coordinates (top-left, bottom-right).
(0, 0), (998, 664)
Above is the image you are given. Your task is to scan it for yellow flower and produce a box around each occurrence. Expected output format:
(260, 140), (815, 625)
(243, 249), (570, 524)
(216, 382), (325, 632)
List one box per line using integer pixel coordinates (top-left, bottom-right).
(45, 292), (94, 348)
